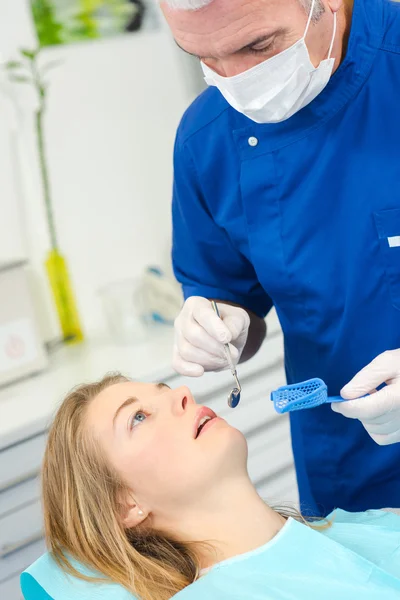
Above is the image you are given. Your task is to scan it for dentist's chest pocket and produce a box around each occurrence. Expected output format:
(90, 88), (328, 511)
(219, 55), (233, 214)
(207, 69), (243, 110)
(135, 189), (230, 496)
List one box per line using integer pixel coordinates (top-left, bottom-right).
(374, 208), (400, 310)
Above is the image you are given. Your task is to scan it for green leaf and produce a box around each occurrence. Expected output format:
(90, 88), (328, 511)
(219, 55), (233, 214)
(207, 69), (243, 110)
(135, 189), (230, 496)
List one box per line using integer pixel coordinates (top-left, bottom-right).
(10, 75), (31, 84)
(5, 60), (24, 70)
(20, 49), (36, 59)
(31, 0), (64, 47)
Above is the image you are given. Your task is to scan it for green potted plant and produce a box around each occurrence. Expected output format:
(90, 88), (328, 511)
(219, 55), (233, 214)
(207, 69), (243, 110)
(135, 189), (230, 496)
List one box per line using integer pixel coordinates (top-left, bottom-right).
(6, 48), (84, 344)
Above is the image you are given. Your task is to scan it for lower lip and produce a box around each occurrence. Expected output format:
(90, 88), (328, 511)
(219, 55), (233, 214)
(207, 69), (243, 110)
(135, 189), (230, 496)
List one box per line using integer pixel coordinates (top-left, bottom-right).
(197, 417), (222, 437)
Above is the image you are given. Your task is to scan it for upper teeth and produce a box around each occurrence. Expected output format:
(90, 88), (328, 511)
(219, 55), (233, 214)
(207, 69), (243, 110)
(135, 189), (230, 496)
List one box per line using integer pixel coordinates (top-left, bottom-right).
(197, 415), (212, 436)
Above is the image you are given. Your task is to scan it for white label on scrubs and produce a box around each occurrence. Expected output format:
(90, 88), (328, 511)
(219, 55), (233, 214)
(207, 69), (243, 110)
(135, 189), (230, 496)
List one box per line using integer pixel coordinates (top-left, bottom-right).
(0, 318), (38, 373)
(388, 236), (400, 248)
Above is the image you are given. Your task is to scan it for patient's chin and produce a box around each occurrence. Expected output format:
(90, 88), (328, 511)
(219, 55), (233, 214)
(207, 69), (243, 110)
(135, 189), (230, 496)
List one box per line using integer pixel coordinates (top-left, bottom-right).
(207, 419), (246, 444)
(214, 424), (248, 465)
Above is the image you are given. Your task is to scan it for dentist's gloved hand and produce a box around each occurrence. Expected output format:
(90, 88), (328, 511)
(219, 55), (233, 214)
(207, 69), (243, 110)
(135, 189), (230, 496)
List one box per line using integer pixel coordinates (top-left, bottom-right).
(332, 349), (400, 445)
(173, 296), (250, 377)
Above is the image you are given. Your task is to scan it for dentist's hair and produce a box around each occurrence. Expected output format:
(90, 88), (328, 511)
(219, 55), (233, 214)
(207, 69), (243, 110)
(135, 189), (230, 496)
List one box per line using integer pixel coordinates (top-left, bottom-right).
(163, 0), (325, 21)
(162, 0), (211, 8)
(299, 0), (325, 20)
(42, 373), (329, 600)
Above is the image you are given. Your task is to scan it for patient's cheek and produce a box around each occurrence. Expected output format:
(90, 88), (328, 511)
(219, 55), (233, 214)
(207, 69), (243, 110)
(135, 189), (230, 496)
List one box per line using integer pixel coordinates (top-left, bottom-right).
(116, 436), (168, 488)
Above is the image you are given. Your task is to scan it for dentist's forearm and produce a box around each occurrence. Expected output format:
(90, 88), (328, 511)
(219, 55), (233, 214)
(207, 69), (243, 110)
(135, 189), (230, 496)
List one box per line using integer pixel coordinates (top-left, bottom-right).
(240, 309), (266, 363)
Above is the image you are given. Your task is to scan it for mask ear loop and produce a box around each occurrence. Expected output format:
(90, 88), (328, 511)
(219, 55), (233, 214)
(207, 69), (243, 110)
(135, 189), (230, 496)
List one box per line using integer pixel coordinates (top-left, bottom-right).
(303, 0), (317, 40)
(327, 12), (338, 60)
(304, 0), (337, 61)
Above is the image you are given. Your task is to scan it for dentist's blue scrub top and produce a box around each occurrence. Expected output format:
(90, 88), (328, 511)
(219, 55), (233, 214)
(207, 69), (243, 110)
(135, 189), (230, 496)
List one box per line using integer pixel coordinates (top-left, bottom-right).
(172, 0), (400, 516)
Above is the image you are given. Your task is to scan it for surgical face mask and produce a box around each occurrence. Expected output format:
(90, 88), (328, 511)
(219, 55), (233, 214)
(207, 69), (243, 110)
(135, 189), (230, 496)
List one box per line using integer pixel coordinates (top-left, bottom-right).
(201, 0), (337, 124)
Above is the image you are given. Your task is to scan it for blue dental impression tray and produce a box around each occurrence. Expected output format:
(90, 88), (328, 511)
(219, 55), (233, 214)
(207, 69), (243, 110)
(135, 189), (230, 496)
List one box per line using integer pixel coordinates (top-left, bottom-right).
(271, 378), (348, 414)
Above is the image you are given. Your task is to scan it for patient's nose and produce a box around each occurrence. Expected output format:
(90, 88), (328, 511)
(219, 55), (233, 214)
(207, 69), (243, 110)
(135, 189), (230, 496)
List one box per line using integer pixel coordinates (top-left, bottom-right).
(172, 386), (196, 414)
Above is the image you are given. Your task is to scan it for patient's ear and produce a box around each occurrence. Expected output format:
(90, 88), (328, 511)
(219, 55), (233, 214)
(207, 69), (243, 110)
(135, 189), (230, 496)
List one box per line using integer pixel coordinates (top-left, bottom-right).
(118, 491), (147, 528)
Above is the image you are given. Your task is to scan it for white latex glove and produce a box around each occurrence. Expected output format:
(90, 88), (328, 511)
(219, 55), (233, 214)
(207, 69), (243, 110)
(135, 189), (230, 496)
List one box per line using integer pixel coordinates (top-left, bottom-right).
(332, 349), (400, 446)
(173, 296), (250, 377)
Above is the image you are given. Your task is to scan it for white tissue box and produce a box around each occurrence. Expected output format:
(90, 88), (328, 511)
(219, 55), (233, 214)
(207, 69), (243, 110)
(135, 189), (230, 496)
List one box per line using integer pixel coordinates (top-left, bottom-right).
(0, 261), (48, 387)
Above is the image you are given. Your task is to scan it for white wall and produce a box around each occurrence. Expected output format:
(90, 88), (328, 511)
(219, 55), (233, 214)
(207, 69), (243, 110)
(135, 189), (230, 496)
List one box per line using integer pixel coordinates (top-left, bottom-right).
(0, 0), (196, 339)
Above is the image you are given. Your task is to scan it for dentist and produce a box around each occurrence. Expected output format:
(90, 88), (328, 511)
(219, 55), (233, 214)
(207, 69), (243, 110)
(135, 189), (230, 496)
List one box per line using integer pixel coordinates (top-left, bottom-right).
(162, 0), (400, 516)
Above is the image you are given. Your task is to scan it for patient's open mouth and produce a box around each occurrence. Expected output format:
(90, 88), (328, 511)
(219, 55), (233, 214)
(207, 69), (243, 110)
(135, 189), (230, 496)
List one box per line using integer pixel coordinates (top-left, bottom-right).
(194, 407), (218, 439)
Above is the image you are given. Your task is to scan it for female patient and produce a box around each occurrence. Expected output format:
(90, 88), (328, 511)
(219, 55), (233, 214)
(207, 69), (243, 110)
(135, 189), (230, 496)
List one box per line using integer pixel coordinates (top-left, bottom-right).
(23, 374), (400, 600)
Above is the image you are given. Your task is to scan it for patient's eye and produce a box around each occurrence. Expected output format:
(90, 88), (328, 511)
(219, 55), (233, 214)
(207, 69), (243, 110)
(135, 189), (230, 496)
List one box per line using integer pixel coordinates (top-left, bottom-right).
(129, 410), (147, 430)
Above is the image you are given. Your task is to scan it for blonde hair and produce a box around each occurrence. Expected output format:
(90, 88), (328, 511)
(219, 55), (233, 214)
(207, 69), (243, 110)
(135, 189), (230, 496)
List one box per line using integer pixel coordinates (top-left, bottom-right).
(42, 373), (330, 600)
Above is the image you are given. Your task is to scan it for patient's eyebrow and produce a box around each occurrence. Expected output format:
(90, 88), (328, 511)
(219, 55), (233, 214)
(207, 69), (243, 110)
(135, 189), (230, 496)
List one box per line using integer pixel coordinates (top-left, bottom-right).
(113, 396), (139, 428)
(156, 382), (171, 390)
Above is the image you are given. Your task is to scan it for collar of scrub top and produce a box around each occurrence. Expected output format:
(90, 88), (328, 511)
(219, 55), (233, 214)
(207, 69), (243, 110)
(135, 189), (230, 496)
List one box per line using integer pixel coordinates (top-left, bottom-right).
(231, 0), (386, 158)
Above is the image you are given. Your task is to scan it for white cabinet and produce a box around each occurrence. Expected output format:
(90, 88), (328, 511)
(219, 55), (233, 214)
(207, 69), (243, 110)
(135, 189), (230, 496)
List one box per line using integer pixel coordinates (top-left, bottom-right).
(0, 477), (40, 517)
(0, 499), (43, 571)
(0, 573), (25, 600)
(0, 539), (46, 600)
(0, 436), (45, 598)
(0, 434), (46, 491)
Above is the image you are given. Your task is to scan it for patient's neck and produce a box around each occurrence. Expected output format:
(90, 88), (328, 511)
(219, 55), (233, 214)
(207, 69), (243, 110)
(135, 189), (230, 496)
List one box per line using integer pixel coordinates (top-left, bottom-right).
(164, 476), (286, 570)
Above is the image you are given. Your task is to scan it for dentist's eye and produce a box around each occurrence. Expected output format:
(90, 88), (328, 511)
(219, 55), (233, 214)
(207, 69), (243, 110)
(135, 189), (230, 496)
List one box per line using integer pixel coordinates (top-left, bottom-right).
(248, 43), (274, 56)
(129, 410), (148, 430)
